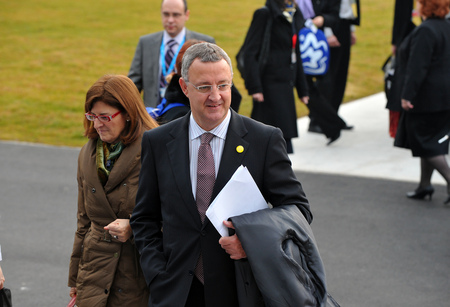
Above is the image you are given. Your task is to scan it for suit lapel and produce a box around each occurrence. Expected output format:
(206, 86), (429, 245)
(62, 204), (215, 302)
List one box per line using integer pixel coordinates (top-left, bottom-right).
(166, 114), (200, 223)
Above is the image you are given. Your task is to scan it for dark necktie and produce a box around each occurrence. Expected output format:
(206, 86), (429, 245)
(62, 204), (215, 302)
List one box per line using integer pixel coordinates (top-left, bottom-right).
(194, 132), (215, 283)
(160, 39), (177, 88)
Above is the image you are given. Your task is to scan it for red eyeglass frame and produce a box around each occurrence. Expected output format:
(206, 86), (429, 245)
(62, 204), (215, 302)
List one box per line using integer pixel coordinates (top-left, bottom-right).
(85, 110), (121, 122)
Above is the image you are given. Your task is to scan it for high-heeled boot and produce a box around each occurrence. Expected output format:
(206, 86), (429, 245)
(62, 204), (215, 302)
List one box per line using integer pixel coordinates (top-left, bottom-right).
(406, 185), (434, 200)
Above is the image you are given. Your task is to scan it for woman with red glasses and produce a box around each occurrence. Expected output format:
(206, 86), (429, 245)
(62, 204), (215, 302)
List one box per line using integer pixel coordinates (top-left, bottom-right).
(68, 74), (158, 306)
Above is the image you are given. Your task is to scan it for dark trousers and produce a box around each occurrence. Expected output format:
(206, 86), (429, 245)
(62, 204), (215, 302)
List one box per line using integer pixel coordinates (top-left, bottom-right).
(185, 277), (206, 307)
(317, 19), (352, 112)
(307, 76), (346, 138)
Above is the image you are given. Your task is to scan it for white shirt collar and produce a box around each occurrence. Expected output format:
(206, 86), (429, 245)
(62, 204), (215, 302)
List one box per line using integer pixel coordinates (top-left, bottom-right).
(189, 109), (231, 141)
(163, 27), (186, 47)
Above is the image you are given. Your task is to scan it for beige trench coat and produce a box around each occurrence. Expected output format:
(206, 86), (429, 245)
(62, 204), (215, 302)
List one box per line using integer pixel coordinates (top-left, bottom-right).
(68, 135), (149, 307)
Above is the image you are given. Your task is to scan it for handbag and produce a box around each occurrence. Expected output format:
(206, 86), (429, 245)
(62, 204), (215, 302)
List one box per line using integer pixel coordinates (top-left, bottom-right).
(299, 19), (330, 76)
(236, 6), (273, 80)
(1, 288), (12, 307)
(381, 55), (396, 101)
(66, 295), (76, 307)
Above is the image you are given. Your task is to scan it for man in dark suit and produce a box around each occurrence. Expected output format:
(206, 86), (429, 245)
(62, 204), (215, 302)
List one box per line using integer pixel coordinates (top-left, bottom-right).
(317, 0), (360, 123)
(130, 42), (312, 307)
(128, 0), (215, 108)
(296, 0), (348, 144)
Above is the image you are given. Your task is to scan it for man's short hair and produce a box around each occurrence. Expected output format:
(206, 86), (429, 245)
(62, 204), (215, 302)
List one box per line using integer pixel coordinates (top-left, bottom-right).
(181, 42), (233, 81)
(161, 0), (188, 12)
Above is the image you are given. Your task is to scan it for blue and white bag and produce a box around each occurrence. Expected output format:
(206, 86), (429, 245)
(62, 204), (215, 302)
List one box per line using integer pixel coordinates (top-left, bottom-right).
(299, 19), (330, 76)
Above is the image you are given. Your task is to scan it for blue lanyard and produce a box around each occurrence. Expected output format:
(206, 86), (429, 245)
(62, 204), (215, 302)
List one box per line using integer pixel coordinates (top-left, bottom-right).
(160, 36), (186, 77)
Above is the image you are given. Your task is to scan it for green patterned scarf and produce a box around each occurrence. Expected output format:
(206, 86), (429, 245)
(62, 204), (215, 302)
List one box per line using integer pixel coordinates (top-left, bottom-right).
(96, 138), (124, 186)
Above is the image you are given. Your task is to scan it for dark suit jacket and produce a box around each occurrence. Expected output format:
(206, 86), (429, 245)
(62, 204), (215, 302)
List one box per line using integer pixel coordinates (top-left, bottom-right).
(310, 0), (341, 30)
(128, 29), (215, 108)
(400, 18), (450, 113)
(131, 109), (312, 307)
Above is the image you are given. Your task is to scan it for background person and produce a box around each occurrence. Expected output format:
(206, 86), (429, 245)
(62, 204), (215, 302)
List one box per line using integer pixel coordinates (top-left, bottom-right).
(394, 0), (450, 204)
(296, 0), (350, 145)
(128, 0), (215, 108)
(68, 75), (158, 306)
(242, 0), (309, 154)
(316, 0), (360, 127)
(130, 42), (312, 307)
(386, 0), (419, 138)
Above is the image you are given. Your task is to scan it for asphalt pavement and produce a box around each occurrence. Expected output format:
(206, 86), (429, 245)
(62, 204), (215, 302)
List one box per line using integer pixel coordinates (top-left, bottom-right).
(0, 92), (449, 306)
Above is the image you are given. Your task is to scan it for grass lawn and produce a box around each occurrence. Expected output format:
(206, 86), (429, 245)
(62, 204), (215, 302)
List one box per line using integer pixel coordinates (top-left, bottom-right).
(0, 0), (394, 147)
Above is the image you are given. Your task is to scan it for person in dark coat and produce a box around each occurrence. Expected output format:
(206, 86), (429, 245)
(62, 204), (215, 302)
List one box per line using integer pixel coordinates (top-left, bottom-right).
(296, 0), (350, 145)
(386, 0), (418, 138)
(394, 0), (450, 204)
(130, 42), (312, 307)
(242, 0), (309, 153)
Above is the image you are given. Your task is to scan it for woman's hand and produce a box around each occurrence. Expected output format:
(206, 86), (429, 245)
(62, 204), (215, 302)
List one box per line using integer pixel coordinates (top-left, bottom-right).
(104, 219), (132, 242)
(0, 265), (5, 290)
(218, 221), (247, 260)
(252, 93), (264, 102)
(401, 99), (414, 111)
(300, 96), (309, 105)
(69, 286), (77, 298)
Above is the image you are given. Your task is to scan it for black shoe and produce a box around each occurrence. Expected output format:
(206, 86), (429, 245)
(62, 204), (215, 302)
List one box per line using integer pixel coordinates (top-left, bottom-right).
(308, 124), (323, 134)
(342, 125), (354, 130)
(327, 132), (340, 146)
(444, 195), (450, 205)
(406, 185), (434, 200)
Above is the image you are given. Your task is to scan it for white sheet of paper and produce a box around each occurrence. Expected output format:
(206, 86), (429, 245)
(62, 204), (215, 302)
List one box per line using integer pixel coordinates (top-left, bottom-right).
(206, 165), (268, 237)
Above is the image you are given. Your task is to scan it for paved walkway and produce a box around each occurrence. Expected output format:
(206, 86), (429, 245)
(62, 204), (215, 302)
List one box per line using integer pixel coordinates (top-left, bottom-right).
(290, 92), (447, 185)
(0, 92), (449, 306)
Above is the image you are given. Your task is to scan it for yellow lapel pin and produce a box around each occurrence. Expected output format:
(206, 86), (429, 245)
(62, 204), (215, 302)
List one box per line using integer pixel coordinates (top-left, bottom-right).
(236, 145), (244, 153)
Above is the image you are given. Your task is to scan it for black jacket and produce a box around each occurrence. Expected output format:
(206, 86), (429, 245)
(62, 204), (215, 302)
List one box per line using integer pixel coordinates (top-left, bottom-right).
(399, 18), (450, 113)
(231, 205), (339, 307)
(242, 0), (308, 139)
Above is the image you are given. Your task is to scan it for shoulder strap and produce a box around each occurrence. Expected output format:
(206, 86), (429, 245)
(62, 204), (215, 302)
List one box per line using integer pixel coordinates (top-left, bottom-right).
(259, 6), (273, 73)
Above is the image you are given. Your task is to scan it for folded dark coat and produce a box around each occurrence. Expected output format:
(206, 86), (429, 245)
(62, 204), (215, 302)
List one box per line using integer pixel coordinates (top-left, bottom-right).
(230, 205), (339, 307)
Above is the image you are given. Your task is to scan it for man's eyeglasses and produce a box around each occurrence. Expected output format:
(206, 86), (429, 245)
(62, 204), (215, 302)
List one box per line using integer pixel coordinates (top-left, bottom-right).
(187, 82), (233, 94)
(85, 110), (121, 123)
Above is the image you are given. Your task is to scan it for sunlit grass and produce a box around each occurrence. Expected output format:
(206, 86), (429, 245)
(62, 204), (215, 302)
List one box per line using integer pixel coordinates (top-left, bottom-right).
(0, 0), (394, 147)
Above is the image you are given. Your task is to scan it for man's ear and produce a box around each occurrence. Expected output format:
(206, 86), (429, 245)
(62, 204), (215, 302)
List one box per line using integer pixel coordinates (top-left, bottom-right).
(179, 77), (189, 97)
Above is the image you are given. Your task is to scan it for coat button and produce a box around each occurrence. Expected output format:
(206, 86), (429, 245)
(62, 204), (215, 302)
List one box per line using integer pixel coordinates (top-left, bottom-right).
(123, 183), (127, 186)
(114, 252), (119, 258)
(91, 188), (96, 193)
(104, 289), (109, 294)
(188, 270), (194, 276)
(118, 288), (123, 293)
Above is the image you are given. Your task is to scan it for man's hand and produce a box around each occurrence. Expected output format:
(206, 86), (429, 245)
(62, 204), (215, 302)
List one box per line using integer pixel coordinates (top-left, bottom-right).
(252, 93), (264, 102)
(218, 221), (247, 260)
(351, 31), (357, 46)
(327, 35), (341, 47)
(312, 16), (324, 28)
